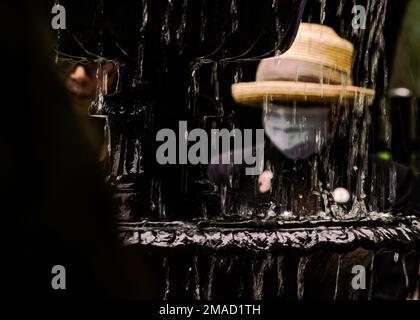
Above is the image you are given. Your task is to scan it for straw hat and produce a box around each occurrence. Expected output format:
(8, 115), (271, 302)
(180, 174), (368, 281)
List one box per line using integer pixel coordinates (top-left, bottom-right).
(231, 23), (375, 106)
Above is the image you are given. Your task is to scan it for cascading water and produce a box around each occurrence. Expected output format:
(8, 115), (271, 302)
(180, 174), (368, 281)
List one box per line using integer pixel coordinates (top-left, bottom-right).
(55, 0), (419, 300)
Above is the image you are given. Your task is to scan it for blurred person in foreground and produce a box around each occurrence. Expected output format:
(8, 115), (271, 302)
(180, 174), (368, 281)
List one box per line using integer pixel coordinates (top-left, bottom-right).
(0, 1), (159, 298)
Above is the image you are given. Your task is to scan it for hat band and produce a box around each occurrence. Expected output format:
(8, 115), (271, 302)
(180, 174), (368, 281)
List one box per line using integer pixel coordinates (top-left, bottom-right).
(256, 58), (352, 86)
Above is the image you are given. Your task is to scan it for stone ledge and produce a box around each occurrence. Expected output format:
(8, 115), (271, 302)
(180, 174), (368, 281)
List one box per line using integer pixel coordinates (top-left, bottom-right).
(118, 216), (420, 253)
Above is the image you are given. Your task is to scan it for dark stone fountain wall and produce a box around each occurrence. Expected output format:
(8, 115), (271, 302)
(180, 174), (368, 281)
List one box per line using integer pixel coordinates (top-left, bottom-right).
(52, 0), (419, 300)
(54, 0), (411, 222)
(55, 0), (307, 221)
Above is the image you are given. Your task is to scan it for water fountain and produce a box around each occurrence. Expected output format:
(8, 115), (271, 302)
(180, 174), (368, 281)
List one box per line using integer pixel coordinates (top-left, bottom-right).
(55, 0), (419, 299)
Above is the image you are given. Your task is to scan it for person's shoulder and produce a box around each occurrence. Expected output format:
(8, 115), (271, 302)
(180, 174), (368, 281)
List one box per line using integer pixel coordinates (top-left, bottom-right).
(370, 154), (414, 181)
(370, 154), (420, 216)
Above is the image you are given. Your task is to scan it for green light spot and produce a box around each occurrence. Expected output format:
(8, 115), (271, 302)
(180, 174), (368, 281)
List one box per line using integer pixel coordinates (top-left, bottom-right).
(377, 151), (392, 161)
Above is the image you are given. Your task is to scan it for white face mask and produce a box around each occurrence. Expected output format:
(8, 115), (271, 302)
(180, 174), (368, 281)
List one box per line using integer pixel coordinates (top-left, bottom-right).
(263, 104), (331, 160)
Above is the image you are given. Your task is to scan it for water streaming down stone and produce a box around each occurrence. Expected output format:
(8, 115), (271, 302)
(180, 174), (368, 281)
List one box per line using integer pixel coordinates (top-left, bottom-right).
(184, 265), (192, 292)
(211, 63), (221, 110)
(319, 0), (326, 24)
(162, 0), (172, 47)
(119, 217), (419, 299)
(230, 0), (239, 35)
(272, 0), (282, 56)
(56, 0), (419, 300)
(368, 254), (375, 300)
(187, 64), (199, 111)
(199, 0), (207, 45)
(337, 0), (345, 18)
(193, 255), (201, 300)
(402, 254), (410, 292)
(206, 255), (217, 300)
(233, 65), (243, 83)
(297, 256), (310, 300)
(251, 255), (274, 300)
(176, 0), (188, 53)
(161, 0), (173, 74)
(276, 255), (285, 297)
(388, 163), (397, 206)
(337, 0), (388, 216)
(132, 0), (148, 88)
(96, 0), (105, 57)
(163, 257), (170, 300)
(333, 255), (343, 300)
(361, 1), (392, 214)
(183, 255), (200, 299)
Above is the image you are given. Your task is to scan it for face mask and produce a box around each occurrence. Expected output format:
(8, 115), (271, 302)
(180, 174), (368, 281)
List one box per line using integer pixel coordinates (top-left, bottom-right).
(263, 104), (330, 160)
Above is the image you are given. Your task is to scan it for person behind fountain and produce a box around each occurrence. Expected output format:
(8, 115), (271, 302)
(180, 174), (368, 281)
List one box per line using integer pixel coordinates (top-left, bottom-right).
(208, 23), (420, 299)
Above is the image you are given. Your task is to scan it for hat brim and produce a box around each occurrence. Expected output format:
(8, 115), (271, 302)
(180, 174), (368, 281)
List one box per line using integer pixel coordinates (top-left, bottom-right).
(231, 81), (375, 107)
